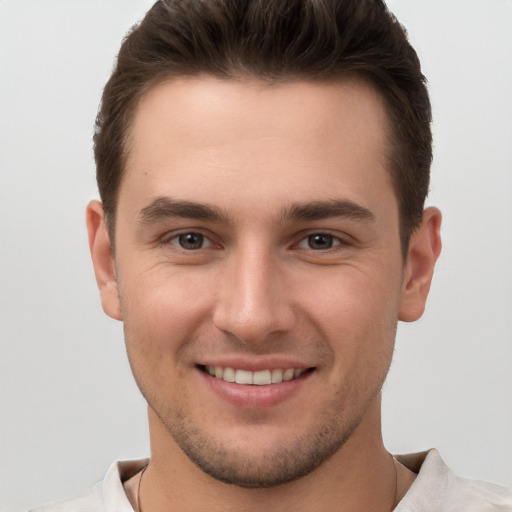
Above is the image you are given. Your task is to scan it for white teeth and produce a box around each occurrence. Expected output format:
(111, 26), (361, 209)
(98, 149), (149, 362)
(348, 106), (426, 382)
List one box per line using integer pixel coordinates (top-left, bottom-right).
(223, 367), (236, 383)
(283, 368), (294, 381)
(235, 369), (253, 385)
(253, 370), (271, 385)
(271, 369), (283, 383)
(204, 365), (307, 385)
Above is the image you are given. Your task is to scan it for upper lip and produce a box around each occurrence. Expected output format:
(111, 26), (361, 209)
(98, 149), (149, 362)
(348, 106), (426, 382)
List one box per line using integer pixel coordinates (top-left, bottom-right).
(196, 357), (315, 372)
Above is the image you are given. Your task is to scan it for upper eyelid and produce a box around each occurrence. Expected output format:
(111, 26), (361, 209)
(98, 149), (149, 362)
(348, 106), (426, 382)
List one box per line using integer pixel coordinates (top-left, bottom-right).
(295, 229), (352, 243)
(295, 234), (345, 249)
(159, 229), (217, 248)
(157, 228), (352, 247)
(160, 227), (213, 240)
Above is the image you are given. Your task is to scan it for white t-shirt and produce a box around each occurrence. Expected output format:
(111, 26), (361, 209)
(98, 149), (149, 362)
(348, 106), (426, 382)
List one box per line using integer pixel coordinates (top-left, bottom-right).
(29, 449), (512, 511)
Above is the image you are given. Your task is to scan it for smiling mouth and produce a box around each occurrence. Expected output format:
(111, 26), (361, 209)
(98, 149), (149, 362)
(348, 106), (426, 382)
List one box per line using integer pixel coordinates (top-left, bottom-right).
(199, 365), (314, 385)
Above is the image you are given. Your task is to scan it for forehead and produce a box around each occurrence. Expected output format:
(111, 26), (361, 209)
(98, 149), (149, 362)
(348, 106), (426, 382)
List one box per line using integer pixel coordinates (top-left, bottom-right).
(121, 76), (395, 220)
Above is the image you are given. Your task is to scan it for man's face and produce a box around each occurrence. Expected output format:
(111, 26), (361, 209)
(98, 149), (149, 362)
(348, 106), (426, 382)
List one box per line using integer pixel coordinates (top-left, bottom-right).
(100, 77), (413, 486)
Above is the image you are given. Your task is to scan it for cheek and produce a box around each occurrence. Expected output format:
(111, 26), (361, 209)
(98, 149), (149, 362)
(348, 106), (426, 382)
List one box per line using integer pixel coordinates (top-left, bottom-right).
(302, 266), (401, 370)
(119, 266), (215, 363)
(305, 263), (402, 327)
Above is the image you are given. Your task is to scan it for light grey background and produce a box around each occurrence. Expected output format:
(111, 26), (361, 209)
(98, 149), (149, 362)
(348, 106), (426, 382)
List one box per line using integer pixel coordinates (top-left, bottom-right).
(1, 1), (511, 511)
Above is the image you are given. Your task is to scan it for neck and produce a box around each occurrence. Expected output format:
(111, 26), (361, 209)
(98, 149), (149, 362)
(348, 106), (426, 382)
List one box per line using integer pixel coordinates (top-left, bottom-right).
(140, 399), (408, 512)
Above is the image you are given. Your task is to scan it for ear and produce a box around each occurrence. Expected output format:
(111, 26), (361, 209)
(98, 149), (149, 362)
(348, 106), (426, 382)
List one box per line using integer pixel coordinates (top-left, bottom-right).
(399, 207), (442, 322)
(86, 200), (122, 321)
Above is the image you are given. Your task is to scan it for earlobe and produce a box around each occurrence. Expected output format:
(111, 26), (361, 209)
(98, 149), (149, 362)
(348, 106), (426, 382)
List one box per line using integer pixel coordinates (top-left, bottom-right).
(399, 207), (442, 322)
(86, 200), (122, 321)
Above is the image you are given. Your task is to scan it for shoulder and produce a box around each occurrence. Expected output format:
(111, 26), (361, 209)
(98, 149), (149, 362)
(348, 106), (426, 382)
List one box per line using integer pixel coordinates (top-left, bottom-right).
(396, 449), (512, 511)
(448, 478), (512, 510)
(28, 483), (104, 512)
(28, 459), (148, 512)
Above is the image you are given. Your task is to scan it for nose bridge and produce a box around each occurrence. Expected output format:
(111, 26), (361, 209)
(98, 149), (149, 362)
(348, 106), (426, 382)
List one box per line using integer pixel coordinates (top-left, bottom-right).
(213, 240), (293, 343)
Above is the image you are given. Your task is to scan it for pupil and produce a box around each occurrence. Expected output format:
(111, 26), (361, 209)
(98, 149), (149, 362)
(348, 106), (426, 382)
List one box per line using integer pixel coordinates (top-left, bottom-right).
(179, 233), (203, 250)
(309, 234), (333, 250)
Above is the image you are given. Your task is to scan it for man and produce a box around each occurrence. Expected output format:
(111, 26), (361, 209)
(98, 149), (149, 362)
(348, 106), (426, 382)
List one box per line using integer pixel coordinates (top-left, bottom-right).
(31, 0), (512, 510)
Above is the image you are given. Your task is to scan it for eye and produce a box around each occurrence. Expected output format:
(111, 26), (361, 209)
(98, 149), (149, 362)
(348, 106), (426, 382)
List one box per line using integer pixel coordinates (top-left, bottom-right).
(298, 233), (341, 250)
(170, 232), (211, 250)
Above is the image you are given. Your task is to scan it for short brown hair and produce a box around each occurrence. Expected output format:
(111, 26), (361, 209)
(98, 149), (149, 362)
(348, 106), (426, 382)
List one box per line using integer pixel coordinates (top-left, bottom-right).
(94, 0), (432, 253)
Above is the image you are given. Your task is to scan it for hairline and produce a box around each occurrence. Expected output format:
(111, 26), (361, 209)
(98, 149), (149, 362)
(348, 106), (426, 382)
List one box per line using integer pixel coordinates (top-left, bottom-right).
(106, 71), (413, 258)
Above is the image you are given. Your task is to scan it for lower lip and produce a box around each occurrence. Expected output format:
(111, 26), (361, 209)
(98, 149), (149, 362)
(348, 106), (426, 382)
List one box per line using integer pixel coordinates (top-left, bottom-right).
(198, 368), (313, 409)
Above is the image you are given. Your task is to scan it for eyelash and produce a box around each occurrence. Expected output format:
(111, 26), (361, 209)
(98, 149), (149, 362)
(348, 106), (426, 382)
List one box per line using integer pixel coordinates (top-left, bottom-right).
(162, 231), (214, 251)
(161, 230), (349, 252)
(296, 233), (345, 251)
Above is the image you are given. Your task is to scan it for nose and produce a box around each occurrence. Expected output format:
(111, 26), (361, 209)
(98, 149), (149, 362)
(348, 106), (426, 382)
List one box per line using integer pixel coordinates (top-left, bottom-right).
(212, 247), (295, 345)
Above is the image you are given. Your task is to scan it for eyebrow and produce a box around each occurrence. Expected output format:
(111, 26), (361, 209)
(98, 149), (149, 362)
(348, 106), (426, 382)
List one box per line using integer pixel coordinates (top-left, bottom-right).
(281, 199), (375, 222)
(137, 197), (230, 224)
(137, 197), (375, 225)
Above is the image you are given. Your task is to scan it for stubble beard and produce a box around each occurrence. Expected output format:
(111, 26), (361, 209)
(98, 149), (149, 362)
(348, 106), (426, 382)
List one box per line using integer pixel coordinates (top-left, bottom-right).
(163, 409), (358, 488)
(146, 377), (386, 489)
(123, 315), (396, 488)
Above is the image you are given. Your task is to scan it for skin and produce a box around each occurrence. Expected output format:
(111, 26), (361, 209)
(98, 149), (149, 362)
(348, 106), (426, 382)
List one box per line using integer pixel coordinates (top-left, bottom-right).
(87, 77), (441, 511)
